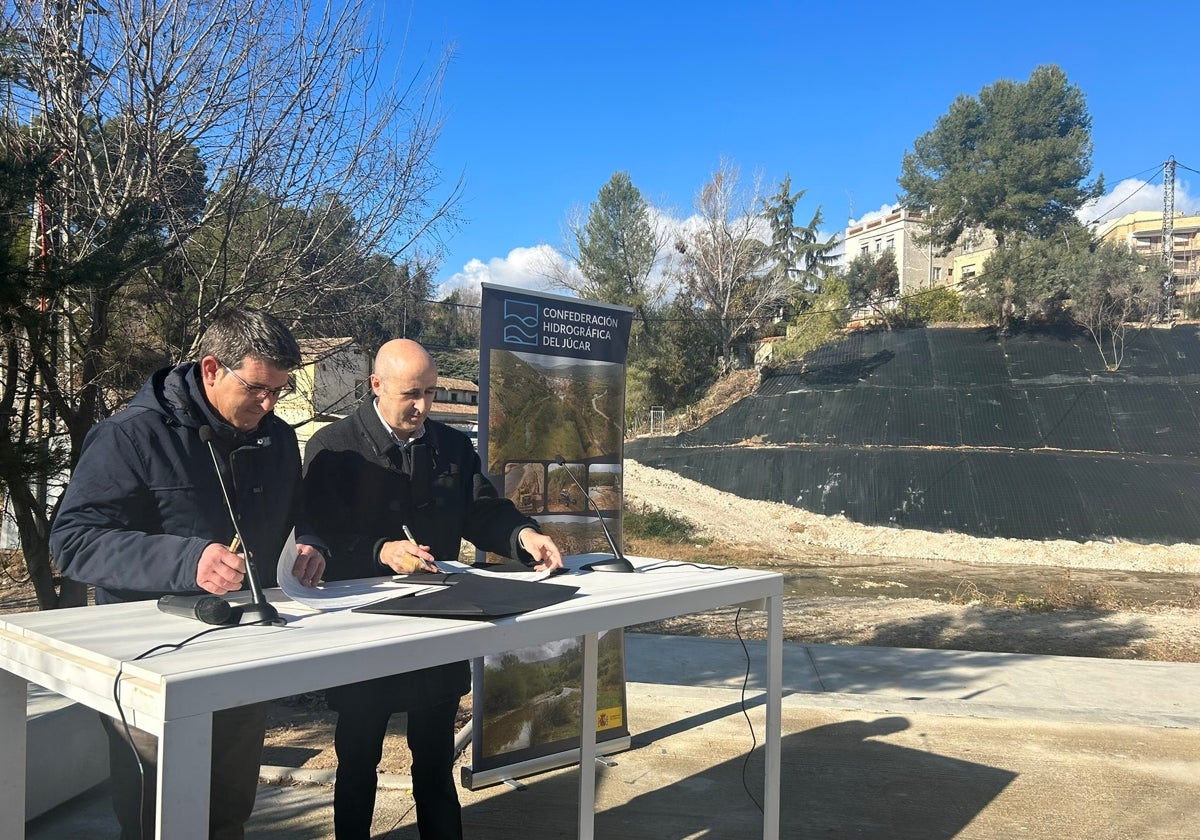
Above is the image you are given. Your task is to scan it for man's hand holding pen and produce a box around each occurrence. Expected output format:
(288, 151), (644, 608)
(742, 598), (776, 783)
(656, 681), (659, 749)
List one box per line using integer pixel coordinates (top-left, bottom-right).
(197, 539), (247, 595)
(378, 525), (439, 574)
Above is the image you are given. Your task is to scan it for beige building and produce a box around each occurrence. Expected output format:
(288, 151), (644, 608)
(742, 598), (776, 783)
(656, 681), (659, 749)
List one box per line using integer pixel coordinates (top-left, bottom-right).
(844, 205), (1004, 299)
(276, 338), (370, 445)
(843, 208), (956, 295)
(1096, 210), (1200, 301)
(430, 376), (479, 428)
(949, 226), (998, 285)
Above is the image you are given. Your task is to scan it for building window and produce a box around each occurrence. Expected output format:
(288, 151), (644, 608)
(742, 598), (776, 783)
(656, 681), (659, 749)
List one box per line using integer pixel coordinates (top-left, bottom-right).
(450, 392), (458, 402)
(885, 237), (894, 251)
(962, 265), (976, 278)
(874, 238), (882, 252)
(861, 244), (869, 255)
(933, 267), (942, 281)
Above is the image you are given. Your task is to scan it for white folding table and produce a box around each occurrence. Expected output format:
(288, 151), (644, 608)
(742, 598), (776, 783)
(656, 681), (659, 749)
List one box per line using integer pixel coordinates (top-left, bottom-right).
(1, 556), (783, 839)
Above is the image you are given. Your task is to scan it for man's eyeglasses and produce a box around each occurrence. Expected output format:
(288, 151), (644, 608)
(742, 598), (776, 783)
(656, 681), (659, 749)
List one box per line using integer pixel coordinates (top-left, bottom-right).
(222, 364), (295, 401)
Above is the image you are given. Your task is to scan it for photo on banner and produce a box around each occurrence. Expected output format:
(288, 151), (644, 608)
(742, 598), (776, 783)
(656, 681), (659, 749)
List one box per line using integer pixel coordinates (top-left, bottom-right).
(467, 282), (633, 783)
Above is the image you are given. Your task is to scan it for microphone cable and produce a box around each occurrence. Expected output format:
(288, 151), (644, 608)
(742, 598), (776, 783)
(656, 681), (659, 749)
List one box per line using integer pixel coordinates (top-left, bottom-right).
(623, 561), (766, 813)
(734, 606), (763, 815)
(110, 616), (276, 835)
(635, 560), (740, 572)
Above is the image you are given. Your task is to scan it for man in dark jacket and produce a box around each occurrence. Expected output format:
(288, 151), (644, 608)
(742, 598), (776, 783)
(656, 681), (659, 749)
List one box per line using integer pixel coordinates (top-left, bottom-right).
(50, 308), (326, 840)
(303, 338), (562, 840)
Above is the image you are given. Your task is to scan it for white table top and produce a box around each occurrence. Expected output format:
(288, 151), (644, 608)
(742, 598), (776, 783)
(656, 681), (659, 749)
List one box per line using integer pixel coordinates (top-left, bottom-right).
(1, 556), (782, 729)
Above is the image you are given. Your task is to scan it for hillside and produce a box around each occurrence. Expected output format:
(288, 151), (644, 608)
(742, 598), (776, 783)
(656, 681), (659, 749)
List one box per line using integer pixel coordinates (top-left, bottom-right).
(627, 325), (1200, 544)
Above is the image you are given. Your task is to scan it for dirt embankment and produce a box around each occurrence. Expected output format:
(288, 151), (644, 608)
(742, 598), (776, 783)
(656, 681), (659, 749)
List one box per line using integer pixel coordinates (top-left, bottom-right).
(622, 459), (1200, 663)
(623, 460), (1200, 574)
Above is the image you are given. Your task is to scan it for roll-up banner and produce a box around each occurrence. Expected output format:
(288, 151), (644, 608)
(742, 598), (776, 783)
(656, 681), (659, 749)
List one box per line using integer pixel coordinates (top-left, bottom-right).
(462, 282), (634, 789)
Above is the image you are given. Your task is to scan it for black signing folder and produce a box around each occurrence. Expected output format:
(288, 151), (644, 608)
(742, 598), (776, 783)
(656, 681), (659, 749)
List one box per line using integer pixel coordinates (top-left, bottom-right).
(354, 573), (579, 619)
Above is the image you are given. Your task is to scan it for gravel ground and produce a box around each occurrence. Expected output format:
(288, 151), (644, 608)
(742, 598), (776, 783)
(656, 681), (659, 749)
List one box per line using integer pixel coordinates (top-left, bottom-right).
(623, 459), (1200, 574)
(622, 459), (1200, 664)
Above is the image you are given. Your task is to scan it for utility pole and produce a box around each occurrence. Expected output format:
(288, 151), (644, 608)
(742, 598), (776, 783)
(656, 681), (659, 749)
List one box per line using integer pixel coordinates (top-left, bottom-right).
(1162, 157), (1176, 320)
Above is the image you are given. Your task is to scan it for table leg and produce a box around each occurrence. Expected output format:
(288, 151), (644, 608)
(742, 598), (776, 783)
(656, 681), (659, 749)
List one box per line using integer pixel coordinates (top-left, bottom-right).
(0, 669), (25, 839)
(156, 712), (212, 839)
(578, 631), (599, 840)
(764, 593), (782, 840)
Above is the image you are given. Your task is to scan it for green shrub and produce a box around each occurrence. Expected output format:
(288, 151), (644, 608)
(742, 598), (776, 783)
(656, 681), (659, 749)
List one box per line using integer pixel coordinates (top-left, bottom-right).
(899, 287), (967, 325)
(623, 502), (697, 543)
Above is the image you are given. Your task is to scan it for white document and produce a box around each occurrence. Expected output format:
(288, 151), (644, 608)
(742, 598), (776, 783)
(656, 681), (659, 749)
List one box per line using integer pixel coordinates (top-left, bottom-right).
(436, 560), (556, 582)
(276, 533), (441, 612)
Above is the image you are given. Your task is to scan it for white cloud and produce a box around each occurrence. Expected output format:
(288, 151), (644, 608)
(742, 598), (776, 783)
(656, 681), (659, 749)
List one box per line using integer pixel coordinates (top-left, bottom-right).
(648, 204), (690, 243)
(1079, 177), (1199, 226)
(439, 193), (854, 305)
(849, 202), (901, 228)
(440, 210), (690, 303)
(438, 244), (565, 297)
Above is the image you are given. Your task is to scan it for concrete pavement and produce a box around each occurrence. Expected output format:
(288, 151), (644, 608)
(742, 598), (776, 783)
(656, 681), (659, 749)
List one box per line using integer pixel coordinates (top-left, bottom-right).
(26, 633), (1200, 839)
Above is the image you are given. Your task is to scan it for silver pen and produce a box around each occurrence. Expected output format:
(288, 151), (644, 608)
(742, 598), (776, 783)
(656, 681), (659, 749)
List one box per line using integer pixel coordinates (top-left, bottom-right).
(402, 525), (436, 572)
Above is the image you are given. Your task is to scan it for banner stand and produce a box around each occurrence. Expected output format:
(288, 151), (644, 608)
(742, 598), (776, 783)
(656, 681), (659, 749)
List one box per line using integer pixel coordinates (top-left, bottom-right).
(464, 283), (634, 789)
(461, 735), (632, 791)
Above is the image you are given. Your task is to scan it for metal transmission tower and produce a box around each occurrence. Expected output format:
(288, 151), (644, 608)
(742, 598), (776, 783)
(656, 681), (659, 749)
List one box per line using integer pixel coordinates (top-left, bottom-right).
(1162, 157), (1176, 319)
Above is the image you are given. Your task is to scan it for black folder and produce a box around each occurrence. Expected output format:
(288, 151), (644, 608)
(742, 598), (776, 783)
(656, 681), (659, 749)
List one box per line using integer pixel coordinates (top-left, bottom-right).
(354, 573), (578, 619)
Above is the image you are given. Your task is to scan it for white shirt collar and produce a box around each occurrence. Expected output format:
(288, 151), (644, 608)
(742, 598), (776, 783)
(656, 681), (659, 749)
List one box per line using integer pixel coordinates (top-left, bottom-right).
(373, 397), (426, 448)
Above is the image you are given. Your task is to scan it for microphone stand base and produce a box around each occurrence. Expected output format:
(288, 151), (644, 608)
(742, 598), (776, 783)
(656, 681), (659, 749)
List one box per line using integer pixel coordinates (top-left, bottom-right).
(579, 556), (636, 573)
(236, 603), (287, 626)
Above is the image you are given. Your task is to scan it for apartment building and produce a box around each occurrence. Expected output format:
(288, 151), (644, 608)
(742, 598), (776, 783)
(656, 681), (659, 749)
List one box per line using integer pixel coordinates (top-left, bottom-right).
(949, 226), (998, 284)
(1096, 210), (1200, 300)
(842, 207), (956, 295)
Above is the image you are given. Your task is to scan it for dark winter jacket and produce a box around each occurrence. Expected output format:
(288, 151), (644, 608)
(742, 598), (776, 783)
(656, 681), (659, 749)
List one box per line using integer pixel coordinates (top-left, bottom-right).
(50, 362), (321, 605)
(303, 398), (538, 711)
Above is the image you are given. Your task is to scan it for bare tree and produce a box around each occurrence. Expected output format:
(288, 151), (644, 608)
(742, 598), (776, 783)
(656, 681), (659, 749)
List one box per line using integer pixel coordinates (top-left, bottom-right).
(672, 160), (777, 371)
(1, 0), (459, 608)
(1063, 241), (1161, 371)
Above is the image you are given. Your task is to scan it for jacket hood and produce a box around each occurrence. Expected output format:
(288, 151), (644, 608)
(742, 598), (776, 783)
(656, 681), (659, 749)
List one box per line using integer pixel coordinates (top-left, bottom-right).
(130, 362), (258, 444)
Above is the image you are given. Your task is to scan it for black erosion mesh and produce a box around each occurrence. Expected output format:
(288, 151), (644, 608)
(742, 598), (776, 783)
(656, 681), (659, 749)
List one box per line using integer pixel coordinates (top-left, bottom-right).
(627, 325), (1200, 542)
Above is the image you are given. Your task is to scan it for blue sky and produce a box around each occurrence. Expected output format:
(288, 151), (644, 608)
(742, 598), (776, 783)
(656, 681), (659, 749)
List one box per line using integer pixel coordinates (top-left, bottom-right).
(382, 1), (1199, 296)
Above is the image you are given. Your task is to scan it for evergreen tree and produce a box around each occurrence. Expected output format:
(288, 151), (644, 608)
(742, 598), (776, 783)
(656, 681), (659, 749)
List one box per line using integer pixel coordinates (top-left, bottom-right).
(899, 65), (1102, 249)
(553, 171), (668, 353)
(760, 175), (838, 310)
(844, 250), (899, 329)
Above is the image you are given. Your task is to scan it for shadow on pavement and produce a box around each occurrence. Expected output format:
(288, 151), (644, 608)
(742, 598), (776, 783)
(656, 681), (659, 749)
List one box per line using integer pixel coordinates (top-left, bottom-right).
(447, 711), (1014, 840)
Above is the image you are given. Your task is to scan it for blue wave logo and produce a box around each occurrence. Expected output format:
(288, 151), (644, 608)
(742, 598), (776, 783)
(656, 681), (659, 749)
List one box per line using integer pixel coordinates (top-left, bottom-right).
(502, 299), (539, 346)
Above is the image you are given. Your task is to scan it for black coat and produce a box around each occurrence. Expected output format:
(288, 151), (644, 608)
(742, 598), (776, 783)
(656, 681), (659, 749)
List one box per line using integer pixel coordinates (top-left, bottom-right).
(50, 363), (320, 605)
(303, 399), (538, 712)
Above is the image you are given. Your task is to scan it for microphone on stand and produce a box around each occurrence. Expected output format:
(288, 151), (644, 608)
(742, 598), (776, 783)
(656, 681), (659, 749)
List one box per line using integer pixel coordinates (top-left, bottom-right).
(554, 455), (635, 573)
(199, 425), (285, 625)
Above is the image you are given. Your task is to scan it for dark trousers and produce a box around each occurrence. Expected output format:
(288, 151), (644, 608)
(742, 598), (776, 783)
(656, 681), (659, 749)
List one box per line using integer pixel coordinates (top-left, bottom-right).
(333, 697), (463, 840)
(99, 702), (268, 840)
